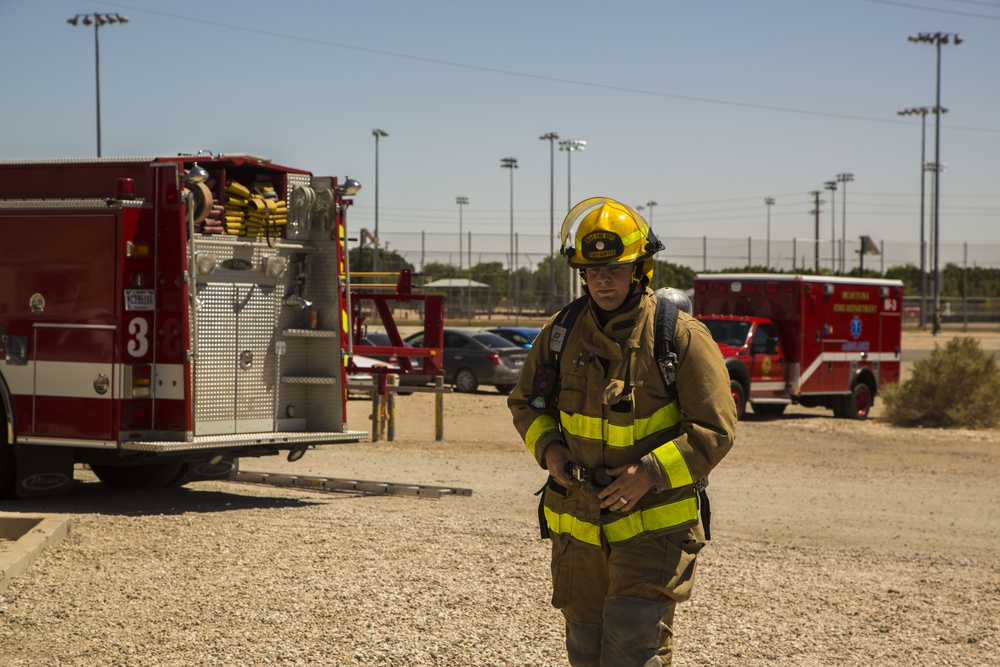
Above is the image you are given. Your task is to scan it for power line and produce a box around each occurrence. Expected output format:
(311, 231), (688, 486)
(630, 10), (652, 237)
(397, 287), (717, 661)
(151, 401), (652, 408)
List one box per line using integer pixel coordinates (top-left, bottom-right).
(96, 1), (1000, 133)
(862, 0), (1000, 19)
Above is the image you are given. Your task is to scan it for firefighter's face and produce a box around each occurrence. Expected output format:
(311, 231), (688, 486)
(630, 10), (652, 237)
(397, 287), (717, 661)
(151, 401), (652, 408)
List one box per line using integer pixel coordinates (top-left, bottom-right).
(585, 264), (634, 311)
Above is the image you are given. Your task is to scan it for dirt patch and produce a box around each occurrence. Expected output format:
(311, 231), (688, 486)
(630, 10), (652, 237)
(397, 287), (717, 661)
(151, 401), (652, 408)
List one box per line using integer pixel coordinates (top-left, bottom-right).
(0, 329), (997, 666)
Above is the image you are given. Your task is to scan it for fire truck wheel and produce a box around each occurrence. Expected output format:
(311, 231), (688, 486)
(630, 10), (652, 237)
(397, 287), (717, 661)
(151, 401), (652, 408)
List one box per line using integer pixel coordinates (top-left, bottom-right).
(454, 369), (479, 393)
(164, 463), (192, 488)
(832, 398), (846, 418)
(841, 383), (873, 420)
(0, 425), (13, 498)
(752, 403), (787, 417)
(90, 460), (185, 490)
(730, 380), (747, 421)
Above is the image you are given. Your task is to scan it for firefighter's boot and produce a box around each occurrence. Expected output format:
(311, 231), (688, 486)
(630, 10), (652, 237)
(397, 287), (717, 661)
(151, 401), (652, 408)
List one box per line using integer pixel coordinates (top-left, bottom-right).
(565, 616), (602, 667)
(600, 596), (670, 666)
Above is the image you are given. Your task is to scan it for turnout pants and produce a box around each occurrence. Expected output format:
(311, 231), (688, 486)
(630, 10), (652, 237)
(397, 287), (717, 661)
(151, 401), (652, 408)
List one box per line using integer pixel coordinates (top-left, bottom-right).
(550, 524), (705, 667)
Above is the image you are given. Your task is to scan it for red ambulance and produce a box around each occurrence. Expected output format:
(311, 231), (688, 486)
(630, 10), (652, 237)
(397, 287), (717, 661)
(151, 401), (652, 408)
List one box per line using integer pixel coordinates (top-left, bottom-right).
(693, 273), (903, 420)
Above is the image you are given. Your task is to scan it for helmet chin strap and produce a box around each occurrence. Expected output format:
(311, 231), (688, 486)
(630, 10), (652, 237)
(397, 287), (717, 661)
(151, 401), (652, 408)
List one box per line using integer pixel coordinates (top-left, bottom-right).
(580, 264), (647, 315)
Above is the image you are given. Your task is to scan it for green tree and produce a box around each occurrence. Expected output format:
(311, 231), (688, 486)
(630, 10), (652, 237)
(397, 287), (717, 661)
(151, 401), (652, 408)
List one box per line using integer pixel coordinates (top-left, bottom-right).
(469, 262), (508, 294)
(651, 261), (696, 291)
(421, 261), (462, 282)
(884, 263), (920, 295)
(348, 247), (413, 274)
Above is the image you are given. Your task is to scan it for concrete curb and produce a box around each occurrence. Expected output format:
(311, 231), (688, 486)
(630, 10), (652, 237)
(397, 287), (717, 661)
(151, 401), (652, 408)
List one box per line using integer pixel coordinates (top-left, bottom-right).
(0, 514), (71, 592)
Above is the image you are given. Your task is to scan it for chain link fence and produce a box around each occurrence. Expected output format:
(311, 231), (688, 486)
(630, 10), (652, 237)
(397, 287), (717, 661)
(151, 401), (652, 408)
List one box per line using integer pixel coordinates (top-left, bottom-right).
(367, 230), (1000, 325)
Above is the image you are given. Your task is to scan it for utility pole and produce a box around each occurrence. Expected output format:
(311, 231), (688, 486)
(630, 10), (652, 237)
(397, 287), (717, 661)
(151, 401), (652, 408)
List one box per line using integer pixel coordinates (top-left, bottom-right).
(824, 181), (837, 272)
(764, 197), (775, 270)
(810, 191), (821, 273)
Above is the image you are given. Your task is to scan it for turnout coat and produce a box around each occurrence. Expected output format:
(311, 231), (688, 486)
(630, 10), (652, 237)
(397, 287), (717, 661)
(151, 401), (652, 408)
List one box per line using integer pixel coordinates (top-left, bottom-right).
(508, 288), (737, 547)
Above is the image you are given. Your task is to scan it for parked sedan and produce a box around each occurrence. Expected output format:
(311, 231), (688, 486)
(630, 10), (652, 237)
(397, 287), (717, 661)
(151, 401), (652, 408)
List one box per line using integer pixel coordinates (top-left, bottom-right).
(486, 327), (541, 349)
(356, 332), (429, 391)
(403, 328), (528, 393)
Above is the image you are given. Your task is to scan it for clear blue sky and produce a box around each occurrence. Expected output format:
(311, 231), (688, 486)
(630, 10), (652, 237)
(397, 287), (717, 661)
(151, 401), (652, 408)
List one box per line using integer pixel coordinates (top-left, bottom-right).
(2, 0), (998, 269)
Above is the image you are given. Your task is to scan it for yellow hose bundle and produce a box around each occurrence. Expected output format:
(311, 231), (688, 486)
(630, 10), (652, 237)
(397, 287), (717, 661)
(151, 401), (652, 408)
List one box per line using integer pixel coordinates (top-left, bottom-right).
(226, 181), (251, 199)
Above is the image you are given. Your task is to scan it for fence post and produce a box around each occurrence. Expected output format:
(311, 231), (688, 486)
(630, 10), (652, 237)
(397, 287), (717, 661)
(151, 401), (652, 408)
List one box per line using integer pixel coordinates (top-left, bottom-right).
(434, 376), (445, 441)
(387, 375), (397, 441)
(370, 384), (382, 442)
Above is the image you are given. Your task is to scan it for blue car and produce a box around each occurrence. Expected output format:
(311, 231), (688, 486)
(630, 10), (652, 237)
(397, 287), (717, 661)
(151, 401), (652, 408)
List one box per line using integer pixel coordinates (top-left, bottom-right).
(486, 327), (541, 349)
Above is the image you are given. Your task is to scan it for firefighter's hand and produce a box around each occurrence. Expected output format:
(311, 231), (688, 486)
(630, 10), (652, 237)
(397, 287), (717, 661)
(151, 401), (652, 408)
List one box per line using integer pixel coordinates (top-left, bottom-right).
(543, 443), (574, 486)
(598, 464), (651, 512)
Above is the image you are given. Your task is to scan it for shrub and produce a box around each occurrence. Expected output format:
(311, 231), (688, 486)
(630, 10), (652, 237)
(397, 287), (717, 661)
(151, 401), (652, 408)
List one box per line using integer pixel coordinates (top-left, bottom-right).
(882, 336), (1000, 429)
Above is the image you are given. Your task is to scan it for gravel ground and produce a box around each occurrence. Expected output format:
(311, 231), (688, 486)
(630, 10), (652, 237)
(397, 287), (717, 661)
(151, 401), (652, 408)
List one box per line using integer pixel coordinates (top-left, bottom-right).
(1, 331), (999, 666)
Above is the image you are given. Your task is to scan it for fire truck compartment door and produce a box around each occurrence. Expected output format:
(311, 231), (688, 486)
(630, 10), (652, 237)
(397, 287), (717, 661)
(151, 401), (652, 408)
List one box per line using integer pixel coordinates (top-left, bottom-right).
(193, 283), (278, 436)
(33, 326), (116, 440)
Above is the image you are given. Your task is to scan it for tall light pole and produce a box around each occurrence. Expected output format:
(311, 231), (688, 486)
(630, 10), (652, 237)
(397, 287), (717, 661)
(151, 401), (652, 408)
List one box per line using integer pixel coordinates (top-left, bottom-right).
(67, 13), (129, 157)
(455, 196), (469, 271)
(500, 157), (518, 317)
(558, 139), (587, 211)
(925, 160), (946, 326)
(646, 201), (658, 225)
(836, 173), (853, 274)
(372, 129), (389, 272)
(909, 32), (962, 335)
(824, 181), (837, 272)
(456, 196), (469, 318)
(764, 197), (775, 270)
(898, 106), (947, 329)
(645, 201), (659, 285)
(539, 132), (559, 311)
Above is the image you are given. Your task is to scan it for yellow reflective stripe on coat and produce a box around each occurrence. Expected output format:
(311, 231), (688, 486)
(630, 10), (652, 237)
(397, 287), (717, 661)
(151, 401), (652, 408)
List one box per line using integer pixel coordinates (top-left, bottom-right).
(559, 402), (682, 448)
(524, 414), (559, 457)
(560, 411), (604, 442)
(603, 497), (699, 544)
(651, 441), (694, 488)
(543, 506), (602, 546)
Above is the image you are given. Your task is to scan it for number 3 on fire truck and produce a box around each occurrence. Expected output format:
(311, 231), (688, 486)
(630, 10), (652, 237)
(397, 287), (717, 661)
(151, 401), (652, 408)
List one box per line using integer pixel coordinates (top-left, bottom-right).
(127, 317), (150, 357)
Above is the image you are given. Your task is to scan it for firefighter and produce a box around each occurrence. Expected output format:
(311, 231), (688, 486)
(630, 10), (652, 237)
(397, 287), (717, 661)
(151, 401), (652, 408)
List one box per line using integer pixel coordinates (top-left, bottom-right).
(508, 197), (737, 666)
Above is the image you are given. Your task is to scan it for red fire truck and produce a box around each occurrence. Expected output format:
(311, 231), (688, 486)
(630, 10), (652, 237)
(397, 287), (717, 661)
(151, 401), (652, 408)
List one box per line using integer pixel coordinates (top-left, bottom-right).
(0, 154), (399, 498)
(693, 273), (903, 420)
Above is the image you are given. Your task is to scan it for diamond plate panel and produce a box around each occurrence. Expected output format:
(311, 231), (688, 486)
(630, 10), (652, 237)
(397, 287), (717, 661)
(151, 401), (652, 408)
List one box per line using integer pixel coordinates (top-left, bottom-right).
(193, 282), (237, 431)
(189, 230), (347, 435)
(235, 283), (278, 432)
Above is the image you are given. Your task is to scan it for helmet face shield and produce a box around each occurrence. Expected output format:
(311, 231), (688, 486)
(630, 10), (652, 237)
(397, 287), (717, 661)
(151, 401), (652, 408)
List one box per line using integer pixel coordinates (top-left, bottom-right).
(560, 197), (664, 269)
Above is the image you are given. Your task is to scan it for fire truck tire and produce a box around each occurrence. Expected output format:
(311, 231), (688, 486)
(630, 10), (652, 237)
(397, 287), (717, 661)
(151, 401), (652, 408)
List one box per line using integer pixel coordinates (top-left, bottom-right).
(731, 380), (747, 421)
(164, 463), (192, 488)
(752, 403), (787, 417)
(90, 460), (185, 490)
(0, 427), (13, 498)
(832, 398), (846, 418)
(841, 382), (873, 420)
(454, 369), (479, 393)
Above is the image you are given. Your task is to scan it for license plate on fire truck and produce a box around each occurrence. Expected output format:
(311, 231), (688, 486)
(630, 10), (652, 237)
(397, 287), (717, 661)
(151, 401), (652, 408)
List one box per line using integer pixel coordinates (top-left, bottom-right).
(124, 289), (155, 311)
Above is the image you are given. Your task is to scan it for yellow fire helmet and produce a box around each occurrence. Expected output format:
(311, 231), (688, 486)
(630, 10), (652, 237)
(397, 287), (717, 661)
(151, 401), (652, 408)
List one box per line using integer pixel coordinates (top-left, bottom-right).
(559, 197), (664, 283)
